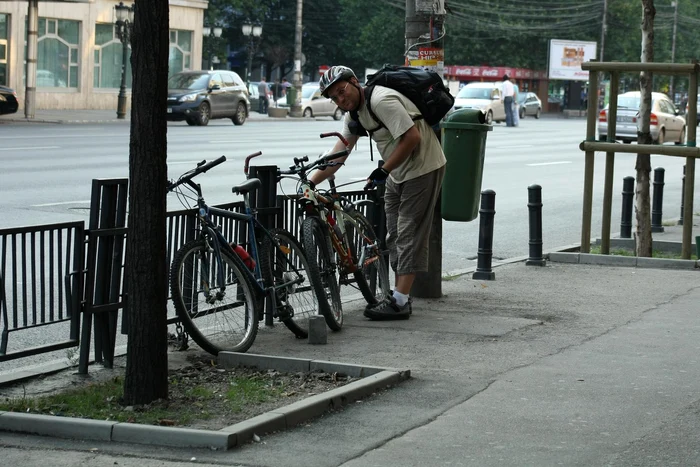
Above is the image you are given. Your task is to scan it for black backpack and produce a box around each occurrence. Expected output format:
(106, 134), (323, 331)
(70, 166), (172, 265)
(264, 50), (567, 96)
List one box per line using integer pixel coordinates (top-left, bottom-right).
(348, 65), (455, 143)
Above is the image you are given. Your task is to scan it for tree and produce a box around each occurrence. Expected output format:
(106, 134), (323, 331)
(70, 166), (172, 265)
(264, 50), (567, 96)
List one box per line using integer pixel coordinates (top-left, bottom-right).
(635, 0), (655, 257)
(122, 0), (170, 405)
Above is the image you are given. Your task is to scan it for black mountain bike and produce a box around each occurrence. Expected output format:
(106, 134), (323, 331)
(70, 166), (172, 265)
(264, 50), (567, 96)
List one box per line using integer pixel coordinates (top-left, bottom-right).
(167, 156), (319, 354)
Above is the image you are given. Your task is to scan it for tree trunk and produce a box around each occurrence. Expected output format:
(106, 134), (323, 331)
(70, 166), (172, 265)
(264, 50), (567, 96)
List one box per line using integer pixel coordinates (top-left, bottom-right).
(122, 0), (170, 405)
(635, 0), (655, 258)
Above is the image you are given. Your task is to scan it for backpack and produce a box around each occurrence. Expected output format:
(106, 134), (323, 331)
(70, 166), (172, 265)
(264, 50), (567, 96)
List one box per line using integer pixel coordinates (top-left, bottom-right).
(348, 65), (455, 146)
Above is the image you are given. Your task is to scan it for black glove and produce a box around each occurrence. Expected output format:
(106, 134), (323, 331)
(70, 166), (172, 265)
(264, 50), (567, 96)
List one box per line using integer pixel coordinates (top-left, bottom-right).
(364, 167), (390, 190)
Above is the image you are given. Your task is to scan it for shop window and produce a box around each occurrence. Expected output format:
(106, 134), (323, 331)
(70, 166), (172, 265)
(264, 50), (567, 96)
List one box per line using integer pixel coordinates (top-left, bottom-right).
(168, 30), (192, 77)
(25, 17), (80, 88)
(0, 14), (7, 85)
(93, 23), (131, 89)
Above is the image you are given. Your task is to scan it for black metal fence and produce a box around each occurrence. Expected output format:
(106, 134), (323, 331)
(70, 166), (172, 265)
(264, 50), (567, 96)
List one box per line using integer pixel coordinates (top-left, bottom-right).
(0, 169), (381, 375)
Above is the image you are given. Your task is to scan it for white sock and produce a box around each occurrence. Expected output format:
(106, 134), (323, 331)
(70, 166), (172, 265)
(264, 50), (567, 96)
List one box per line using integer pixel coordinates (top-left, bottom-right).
(393, 291), (409, 307)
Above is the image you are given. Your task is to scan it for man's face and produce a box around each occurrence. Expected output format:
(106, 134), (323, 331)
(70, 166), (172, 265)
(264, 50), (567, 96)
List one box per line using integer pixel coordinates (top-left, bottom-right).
(326, 79), (357, 111)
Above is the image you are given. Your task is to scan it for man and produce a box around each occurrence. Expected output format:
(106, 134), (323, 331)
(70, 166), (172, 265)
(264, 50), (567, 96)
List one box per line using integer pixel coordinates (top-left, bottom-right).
(501, 74), (515, 127)
(310, 66), (446, 321)
(257, 78), (269, 114)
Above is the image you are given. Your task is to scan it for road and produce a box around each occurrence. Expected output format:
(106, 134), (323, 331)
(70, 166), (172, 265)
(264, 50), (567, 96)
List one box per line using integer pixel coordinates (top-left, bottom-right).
(0, 117), (690, 273)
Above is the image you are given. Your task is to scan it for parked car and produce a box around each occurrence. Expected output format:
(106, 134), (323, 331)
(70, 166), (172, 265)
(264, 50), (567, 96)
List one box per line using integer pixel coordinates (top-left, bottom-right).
(598, 91), (685, 145)
(248, 81), (276, 112)
(451, 82), (505, 124)
(0, 85), (19, 115)
(275, 83), (343, 120)
(167, 70), (249, 126)
(517, 92), (542, 119)
(685, 101), (700, 126)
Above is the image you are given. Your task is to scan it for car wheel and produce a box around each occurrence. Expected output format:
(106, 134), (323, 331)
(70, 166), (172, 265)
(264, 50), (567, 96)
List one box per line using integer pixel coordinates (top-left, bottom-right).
(303, 107), (313, 118)
(333, 107), (342, 121)
(485, 110), (493, 125)
(599, 134), (607, 141)
(623, 140), (632, 144)
(197, 102), (210, 126)
(655, 128), (665, 145)
(535, 108), (541, 119)
(232, 102), (247, 126)
(675, 126), (686, 145)
(185, 118), (197, 126)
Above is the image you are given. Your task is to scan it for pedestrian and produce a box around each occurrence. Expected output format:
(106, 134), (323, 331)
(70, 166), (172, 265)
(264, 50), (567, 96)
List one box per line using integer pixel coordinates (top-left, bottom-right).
(512, 85), (520, 127)
(280, 77), (291, 98)
(257, 78), (269, 114)
(500, 74), (516, 127)
(309, 65), (446, 321)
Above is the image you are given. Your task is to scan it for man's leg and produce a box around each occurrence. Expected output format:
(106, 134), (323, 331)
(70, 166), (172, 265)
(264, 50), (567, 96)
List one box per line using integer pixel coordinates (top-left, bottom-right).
(504, 96), (513, 126)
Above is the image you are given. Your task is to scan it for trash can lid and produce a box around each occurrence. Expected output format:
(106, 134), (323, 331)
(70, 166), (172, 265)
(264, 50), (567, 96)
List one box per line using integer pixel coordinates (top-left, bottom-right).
(444, 108), (487, 124)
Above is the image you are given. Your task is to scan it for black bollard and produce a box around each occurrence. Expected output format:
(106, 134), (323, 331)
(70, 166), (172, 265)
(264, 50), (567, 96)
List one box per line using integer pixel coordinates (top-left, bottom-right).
(651, 167), (665, 233)
(620, 176), (635, 238)
(473, 190), (496, 281)
(679, 165), (685, 226)
(526, 184), (546, 266)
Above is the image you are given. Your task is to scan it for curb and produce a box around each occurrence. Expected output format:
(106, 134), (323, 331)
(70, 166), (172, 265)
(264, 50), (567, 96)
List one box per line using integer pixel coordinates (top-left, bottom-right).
(0, 115), (332, 125)
(548, 251), (699, 270)
(0, 353), (410, 450)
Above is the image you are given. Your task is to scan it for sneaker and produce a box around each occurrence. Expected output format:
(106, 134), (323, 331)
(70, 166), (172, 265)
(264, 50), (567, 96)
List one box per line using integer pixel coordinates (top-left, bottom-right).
(363, 296), (411, 321)
(388, 290), (413, 315)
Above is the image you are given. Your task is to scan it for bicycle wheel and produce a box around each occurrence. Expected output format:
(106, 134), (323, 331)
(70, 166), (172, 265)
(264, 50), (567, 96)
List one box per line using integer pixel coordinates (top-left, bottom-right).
(170, 238), (259, 355)
(301, 216), (343, 331)
(260, 228), (319, 339)
(344, 210), (392, 305)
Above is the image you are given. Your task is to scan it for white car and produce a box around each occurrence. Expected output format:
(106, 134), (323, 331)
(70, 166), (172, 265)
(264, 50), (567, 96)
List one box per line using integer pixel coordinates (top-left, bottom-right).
(451, 82), (507, 124)
(598, 91), (686, 145)
(275, 83), (343, 120)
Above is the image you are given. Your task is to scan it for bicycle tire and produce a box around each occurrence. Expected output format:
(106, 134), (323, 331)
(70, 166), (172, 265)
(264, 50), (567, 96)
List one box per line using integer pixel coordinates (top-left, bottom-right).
(344, 210), (392, 305)
(301, 216), (343, 331)
(260, 228), (319, 339)
(170, 238), (259, 355)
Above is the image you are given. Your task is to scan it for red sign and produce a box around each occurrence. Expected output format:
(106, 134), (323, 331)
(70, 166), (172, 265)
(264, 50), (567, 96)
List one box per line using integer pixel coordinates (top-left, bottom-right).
(318, 65), (330, 76)
(445, 66), (547, 81)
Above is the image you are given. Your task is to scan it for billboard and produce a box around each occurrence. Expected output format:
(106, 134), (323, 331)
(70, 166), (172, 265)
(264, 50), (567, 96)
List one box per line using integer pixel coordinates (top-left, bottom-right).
(548, 39), (597, 81)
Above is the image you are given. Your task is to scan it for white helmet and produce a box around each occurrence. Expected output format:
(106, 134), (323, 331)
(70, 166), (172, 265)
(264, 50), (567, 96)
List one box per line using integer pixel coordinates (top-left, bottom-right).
(319, 66), (357, 98)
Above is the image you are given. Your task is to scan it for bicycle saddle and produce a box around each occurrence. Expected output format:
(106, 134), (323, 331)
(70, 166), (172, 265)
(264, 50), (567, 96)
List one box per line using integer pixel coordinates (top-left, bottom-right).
(232, 178), (262, 195)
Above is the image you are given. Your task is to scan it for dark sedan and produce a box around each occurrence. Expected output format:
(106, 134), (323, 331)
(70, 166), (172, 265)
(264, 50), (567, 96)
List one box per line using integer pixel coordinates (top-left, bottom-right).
(0, 86), (19, 115)
(167, 70), (249, 126)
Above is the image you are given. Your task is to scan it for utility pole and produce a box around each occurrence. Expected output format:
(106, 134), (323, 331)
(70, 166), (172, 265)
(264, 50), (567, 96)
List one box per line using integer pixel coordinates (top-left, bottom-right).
(670, 0), (679, 101)
(290, 0), (303, 118)
(597, 0), (608, 109)
(406, 0), (446, 298)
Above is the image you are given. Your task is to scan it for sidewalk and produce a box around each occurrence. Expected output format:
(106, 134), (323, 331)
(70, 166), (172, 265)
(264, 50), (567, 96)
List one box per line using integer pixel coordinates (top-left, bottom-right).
(1, 214), (699, 465)
(0, 108), (287, 124)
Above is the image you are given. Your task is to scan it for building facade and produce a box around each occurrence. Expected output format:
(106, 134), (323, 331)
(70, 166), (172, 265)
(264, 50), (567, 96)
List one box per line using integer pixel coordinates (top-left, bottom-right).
(0, 0), (208, 110)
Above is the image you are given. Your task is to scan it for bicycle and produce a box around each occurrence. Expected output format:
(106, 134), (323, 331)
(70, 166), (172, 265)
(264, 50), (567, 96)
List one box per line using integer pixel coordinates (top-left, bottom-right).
(167, 156), (320, 355)
(278, 133), (391, 331)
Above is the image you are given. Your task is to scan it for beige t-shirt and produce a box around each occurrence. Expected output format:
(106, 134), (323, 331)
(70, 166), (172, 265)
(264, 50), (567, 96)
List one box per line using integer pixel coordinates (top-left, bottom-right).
(342, 86), (446, 183)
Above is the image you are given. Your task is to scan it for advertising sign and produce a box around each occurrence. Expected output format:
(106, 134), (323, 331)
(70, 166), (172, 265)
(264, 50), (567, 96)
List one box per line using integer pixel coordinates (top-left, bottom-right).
(408, 47), (445, 78)
(548, 39), (597, 81)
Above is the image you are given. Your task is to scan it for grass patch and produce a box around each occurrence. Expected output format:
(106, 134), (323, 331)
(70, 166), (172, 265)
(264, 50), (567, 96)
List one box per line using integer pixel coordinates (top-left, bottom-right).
(0, 371), (288, 426)
(442, 272), (464, 281)
(589, 245), (697, 260)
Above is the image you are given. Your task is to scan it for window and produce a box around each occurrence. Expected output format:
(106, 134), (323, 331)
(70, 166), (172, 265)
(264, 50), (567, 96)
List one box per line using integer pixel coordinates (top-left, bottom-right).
(168, 30), (192, 77)
(94, 23), (132, 89)
(26, 17), (80, 88)
(222, 73), (235, 87)
(209, 73), (222, 88)
(0, 14), (7, 85)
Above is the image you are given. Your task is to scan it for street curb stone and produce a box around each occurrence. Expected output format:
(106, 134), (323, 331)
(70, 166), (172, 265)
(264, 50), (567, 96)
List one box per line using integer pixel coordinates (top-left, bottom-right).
(0, 411), (116, 441)
(636, 257), (698, 270)
(111, 422), (235, 450)
(579, 253), (637, 267)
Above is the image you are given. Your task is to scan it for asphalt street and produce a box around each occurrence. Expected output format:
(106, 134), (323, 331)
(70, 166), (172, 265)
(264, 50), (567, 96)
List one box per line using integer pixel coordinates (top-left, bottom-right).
(0, 117), (690, 270)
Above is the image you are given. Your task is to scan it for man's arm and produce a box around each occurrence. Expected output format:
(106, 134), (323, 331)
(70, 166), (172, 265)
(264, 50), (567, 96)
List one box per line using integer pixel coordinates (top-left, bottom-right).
(309, 135), (359, 186)
(381, 125), (420, 173)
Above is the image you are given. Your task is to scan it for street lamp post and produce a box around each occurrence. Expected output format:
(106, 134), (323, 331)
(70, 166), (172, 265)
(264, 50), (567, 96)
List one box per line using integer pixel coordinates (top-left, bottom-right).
(241, 22), (262, 85)
(114, 2), (134, 120)
(202, 25), (223, 70)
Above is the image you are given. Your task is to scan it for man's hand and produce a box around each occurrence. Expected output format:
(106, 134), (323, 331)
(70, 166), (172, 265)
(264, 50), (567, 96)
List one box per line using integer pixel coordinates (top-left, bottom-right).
(364, 167), (390, 190)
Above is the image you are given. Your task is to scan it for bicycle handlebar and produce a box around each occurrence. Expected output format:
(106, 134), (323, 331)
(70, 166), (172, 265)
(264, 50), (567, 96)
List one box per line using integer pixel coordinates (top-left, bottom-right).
(320, 132), (349, 147)
(167, 155), (227, 191)
(243, 151), (263, 176)
(278, 148), (350, 176)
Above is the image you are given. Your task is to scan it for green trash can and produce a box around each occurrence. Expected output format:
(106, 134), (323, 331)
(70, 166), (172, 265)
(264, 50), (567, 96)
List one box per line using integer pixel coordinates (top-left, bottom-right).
(286, 87), (297, 106)
(440, 108), (492, 222)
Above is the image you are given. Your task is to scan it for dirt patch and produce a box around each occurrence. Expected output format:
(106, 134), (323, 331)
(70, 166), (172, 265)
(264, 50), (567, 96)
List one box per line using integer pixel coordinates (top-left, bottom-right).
(0, 350), (354, 431)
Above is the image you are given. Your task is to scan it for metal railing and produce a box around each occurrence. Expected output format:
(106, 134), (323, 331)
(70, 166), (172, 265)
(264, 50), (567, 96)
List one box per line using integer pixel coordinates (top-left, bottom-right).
(579, 61), (699, 258)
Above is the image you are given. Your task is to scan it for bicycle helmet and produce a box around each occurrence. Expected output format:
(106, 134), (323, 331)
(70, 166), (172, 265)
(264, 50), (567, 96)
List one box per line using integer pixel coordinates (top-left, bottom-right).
(319, 66), (357, 98)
